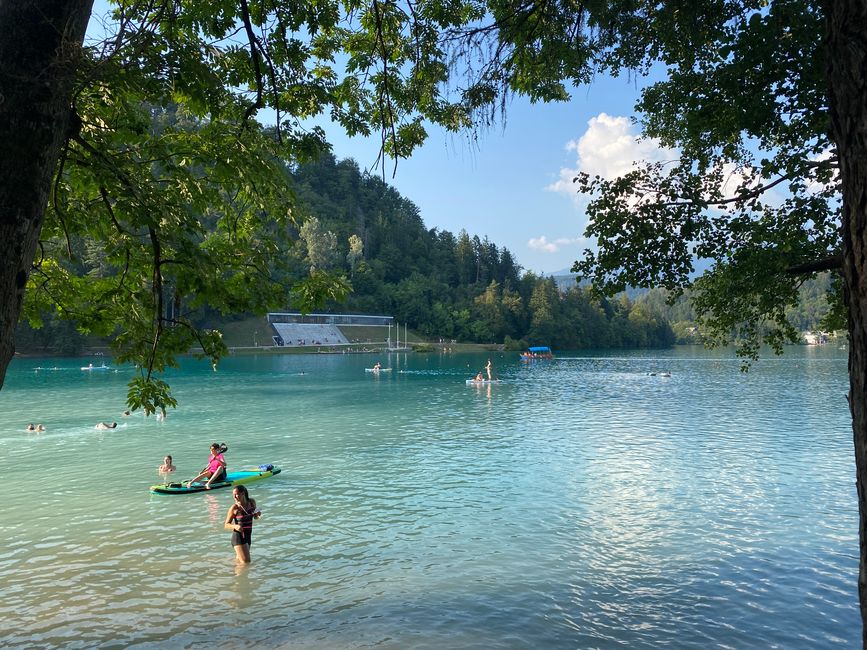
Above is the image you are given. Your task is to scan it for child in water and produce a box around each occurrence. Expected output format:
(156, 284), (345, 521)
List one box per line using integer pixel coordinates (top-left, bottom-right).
(159, 455), (176, 473)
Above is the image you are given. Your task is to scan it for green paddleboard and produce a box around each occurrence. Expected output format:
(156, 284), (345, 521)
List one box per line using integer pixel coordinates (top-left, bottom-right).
(150, 466), (281, 494)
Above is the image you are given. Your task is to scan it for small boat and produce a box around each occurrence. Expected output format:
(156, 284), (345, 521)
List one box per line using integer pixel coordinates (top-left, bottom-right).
(150, 465), (281, 494)
(520, 346), (554, 360)
(81, 364), (111, 371)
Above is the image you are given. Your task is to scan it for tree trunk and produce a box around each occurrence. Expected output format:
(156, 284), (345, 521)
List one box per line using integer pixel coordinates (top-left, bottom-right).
(0, 0), (94, 389)
(826, 0), (867, 645)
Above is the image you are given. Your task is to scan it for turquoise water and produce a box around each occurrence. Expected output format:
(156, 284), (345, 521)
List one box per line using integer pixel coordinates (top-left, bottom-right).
(0, 346), (858, 648)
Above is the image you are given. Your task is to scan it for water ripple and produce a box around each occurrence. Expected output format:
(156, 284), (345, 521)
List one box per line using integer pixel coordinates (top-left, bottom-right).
(0, 347), (857, 647)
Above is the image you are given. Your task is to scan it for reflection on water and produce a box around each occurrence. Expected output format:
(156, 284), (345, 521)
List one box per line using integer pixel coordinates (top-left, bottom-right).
(204, 493), (221, 525)
(0, 346), (858, 648)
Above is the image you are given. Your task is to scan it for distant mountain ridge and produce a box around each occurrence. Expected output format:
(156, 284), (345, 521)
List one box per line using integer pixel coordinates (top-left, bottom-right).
(549, 257), (717, 297)
(549, 270), (652, 301)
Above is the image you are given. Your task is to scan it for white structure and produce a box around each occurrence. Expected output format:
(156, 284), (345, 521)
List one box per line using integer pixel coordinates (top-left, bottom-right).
(803, 331), (829, 346)
(267, 313), (393, 347)
(270, 323), (348, 346)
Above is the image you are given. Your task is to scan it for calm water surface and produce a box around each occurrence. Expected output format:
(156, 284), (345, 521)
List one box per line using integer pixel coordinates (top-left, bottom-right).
(0, 346), (858, 648)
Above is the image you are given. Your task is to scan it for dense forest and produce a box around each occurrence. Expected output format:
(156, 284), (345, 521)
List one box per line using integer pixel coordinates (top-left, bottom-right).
(16, 152), (835, 355)
(285, 153), (677, 349)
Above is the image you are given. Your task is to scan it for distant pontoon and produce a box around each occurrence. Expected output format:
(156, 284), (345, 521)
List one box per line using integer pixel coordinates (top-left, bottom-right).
(520, 346), (554, 360)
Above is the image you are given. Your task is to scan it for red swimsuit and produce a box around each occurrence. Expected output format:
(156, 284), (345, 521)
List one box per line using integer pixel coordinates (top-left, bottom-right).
(231, 503), (255, 547)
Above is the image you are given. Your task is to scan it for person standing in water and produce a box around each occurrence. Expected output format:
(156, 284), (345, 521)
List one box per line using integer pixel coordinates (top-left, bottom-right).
(225, 485), (261, 564)
(484, 358), (493, 381)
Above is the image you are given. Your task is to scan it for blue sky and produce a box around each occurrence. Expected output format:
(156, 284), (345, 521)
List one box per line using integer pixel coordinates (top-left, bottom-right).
(319, 76), (657, 275)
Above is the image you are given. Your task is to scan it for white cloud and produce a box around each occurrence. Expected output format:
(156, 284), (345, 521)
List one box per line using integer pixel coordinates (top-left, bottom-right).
(546, 113), (678, 200)
(711, 162), (789, 209)
(805, 149), (838, 195)
(546, 113), (796, 211)
(528, 235), (588, 253)
(718, 162), (760, 201)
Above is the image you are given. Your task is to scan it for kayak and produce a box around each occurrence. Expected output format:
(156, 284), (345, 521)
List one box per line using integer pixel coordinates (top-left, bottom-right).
(150, 465), (281, 494)
(466, 379), (501, 385)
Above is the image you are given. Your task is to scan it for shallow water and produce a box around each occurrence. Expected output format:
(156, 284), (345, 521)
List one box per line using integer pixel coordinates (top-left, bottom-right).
(0, 346), (858, 648)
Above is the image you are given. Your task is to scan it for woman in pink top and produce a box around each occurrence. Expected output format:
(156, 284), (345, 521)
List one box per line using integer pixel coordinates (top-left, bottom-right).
(186, 443), (228, 489)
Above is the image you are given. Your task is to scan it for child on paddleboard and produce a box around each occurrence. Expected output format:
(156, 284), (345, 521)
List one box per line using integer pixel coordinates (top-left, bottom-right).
(187, 443), (228, 489)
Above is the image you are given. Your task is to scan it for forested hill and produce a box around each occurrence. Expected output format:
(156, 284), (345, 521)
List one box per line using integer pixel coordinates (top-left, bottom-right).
(16, 152), (833, 355)
(290, 153), (522, 295)
(281, 153), (676, 350)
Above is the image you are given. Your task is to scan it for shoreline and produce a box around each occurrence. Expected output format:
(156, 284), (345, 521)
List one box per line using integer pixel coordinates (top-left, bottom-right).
(13, 341), (504, 360)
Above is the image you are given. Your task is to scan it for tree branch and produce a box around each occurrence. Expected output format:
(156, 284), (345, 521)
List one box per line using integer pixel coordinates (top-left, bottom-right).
(239, 0), (265, 126)
(99, 186), (132, 236)
(371, 0), (399, 178)
(52, 140), (74, 257)
(786, 254), (842, 275)
(147, 226), (163, 382)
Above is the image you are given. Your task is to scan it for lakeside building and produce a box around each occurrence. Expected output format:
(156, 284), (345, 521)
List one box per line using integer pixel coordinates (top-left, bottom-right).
(267, 313), (393, 348)
(802, 331), (829, 346)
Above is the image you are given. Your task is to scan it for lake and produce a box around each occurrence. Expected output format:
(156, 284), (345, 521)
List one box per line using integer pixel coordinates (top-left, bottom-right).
(0, 345), (858, 648)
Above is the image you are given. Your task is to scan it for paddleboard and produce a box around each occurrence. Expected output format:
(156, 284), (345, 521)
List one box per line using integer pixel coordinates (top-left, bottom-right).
(150, 466), (281, 494)
(466, 379), (501, 385)
(364, 368), (392, 372)
(81, 364), (110, 371)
